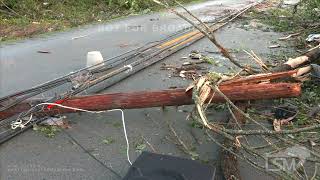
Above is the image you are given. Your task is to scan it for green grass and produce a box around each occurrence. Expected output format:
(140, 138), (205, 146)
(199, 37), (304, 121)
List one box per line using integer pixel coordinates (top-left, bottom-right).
(247, 0), (319, 49)
(0, 0), (200, 42)
(102, 137), (115, 145)
(277, 81), (320, 126)
(33, 124), (61, 138)
(249, 0), (319, 32)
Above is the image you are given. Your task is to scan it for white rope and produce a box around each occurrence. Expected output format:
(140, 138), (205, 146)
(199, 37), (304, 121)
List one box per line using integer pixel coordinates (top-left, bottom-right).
(11, 114), (33, 129)
(10, 103), (133, 165)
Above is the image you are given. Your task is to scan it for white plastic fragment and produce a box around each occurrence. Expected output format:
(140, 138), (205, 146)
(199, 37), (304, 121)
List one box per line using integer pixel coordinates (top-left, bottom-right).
(86, 51), (104, 68)
(306, 34), (320, 43)
(179, 70), (186, 78)
(283, 0), (300, 6)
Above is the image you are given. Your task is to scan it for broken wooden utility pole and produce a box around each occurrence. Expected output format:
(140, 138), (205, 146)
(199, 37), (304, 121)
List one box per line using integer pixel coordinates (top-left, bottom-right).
(0, 82), (301, 120)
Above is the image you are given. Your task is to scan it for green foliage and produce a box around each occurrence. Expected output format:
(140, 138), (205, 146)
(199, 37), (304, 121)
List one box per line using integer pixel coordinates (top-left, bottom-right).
(296, 113), (309, 125)
(135, 143), (146, 153)
(250, 0), (320, 33)
(1, 0), (196, 21)
(189, 150), (199, 160)
(190, 120), (204, 129)
(207, 72), (222, 83)
(107, 0), (154, 11)
(201, 56), (221, 67)
(113, 122), (122, 128)
(300, 81), (320, 106)
(211, 103), (227, 111)
(289, 81), (320, 126)
(33, 124), (61, 138)
(0, 0), (197, 41)
(102, 137), (115, 144)
(304, 0), (320, 17)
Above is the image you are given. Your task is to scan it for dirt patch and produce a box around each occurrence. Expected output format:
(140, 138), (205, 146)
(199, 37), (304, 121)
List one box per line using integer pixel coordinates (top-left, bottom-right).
(254, 0), (282, 12)
(0, 23), (62, 41)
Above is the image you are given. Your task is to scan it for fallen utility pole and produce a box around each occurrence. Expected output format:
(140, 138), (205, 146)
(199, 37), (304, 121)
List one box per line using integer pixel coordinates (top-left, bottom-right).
(0, 83), (301, 120)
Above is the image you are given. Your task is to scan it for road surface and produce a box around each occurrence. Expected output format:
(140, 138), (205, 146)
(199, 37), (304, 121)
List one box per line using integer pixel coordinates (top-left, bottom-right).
(0, 0), (282, 179)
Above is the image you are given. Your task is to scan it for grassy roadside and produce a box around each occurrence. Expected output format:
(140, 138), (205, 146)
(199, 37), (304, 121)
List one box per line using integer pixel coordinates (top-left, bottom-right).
(248, 0), (319, 49)
(0, 0), (201, 42)
(245, 0), (320, 125)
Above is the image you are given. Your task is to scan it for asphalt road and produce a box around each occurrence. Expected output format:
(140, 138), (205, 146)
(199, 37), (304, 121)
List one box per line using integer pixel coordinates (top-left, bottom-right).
(0, 1), (279, 180)
(0, 0), (256, 97)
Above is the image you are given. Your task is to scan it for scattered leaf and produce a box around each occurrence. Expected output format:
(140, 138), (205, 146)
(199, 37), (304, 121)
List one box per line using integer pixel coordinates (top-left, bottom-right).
(135, 143), (146, 153)
(113, 122), (122, 128)
(103, 137), (115, 145)
(189, 151), (199, 160)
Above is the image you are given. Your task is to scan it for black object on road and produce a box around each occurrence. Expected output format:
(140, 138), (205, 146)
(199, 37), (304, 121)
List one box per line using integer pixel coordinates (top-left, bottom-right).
(123, 151), (216, 180)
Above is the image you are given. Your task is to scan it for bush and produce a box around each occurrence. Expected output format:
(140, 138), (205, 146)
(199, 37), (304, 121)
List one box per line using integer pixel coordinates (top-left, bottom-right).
(0, 0), (196, 41)
(107, 0), (155, 11)
(1, 0), (157, 17)
(303, 0), (320, 19)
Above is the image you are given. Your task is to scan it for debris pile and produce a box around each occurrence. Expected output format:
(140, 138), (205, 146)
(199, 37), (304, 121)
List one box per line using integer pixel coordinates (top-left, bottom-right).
(160, 50), (224, 79)
(152, 0), (320, 179)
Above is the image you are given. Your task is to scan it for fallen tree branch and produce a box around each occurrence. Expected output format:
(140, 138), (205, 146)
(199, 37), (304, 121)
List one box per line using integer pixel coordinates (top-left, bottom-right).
(191, 111), (294, 179)
(0, 0), (22, 17)
(192, 90), (299, 179)
(206, 130), (281, 179)
(222, 70), (297, 85)
(221, 101), (248, 180)
(216, 123), (320, 136)
(272, 46), (320, 72)
(243, 50), (269, 72)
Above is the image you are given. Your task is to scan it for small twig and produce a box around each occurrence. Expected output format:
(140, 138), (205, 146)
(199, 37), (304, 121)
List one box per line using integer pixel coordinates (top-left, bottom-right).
(212, 85), (267, 130)
(0, 0), (22, 17)
(310, 165), (319, 180)
(226, 103), (251, 146)
(174, 0), (212, 32)
(243, 49), (269, 72)
(301, 163), (309, 180)
(206, 130), (287, 179)
(219, 124), (320, 135)
(193, 110), (296, 178)
(278, 32), (301, 40)
(203, 91), (216, 111)
(141, 136), (157, 153)
(168, 123), (189, 152)
(0, 9), (16, 17)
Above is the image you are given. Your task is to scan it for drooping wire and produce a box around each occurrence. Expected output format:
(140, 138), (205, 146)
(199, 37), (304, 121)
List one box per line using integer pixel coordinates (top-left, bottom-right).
(58, 122), (123, 180)
(9, 103), (134, 178)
